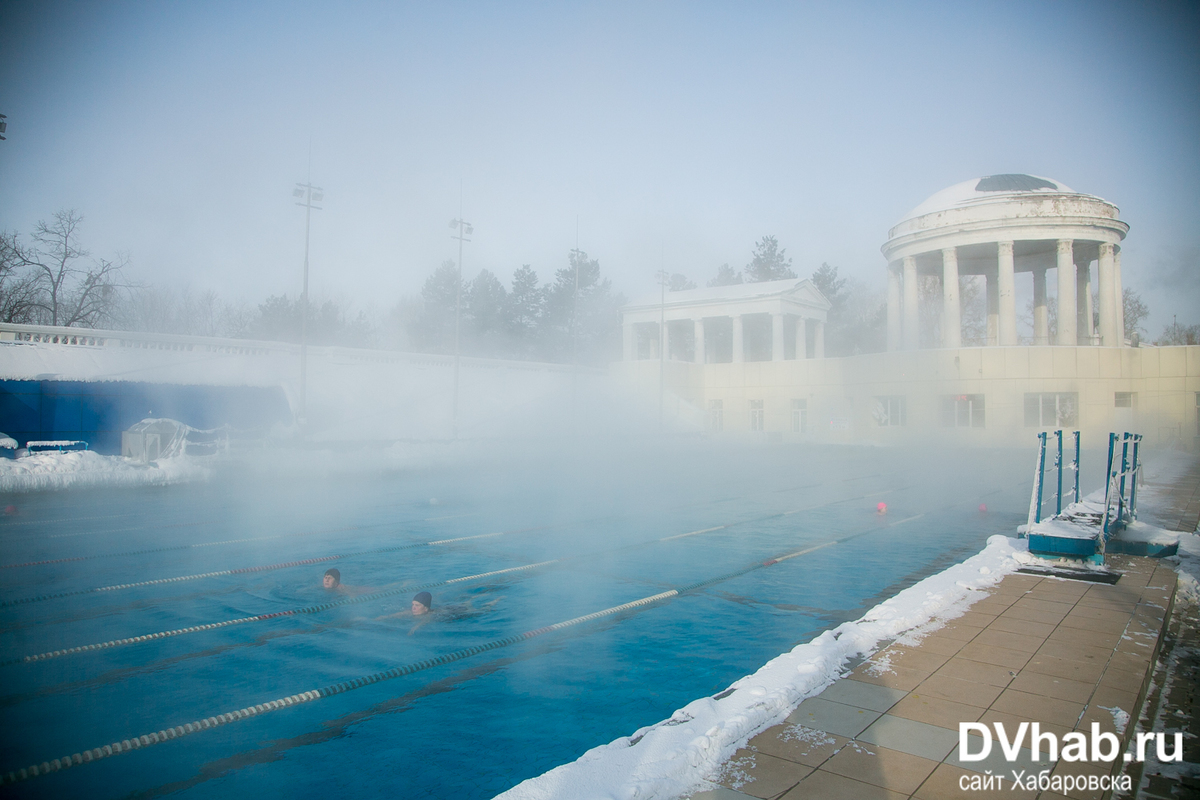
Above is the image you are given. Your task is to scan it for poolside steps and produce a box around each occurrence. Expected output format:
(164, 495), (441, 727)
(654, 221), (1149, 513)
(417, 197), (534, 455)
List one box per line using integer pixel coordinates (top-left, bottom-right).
(688, 555), (1177, 800)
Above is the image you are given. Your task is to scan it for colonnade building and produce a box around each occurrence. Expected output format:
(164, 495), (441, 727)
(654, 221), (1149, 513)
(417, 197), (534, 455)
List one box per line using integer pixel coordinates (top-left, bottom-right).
(614, 175), (1200, 450)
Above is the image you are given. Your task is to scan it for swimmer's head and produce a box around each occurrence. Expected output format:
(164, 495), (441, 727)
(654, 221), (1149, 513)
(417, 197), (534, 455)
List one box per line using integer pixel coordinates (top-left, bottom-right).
(323, 568), (341, 590)
(412, 591), (432, 615)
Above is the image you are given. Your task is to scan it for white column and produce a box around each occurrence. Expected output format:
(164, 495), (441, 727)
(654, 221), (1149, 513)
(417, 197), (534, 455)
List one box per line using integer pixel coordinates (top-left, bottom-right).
(731, 315), (744, 363)
(902, 256), (919, 350)
(814, 320), (825, 358)
(1077, 257), (1094, 344)
(986, 273), (999, 346)
(1114, 249), (1124, 345)
(1032, 268), (1048, 345)
(661, 320), (671, 361)
(997, 241), (1017, 346)
(771, 313), (784, 361)
(694, 319), (705, 364)
(1056, 240), (1076, 346)
(886, 265), (901, 352)
(1098, 243), (1117, 346)
(622, 322), (635, 361)
(795, 316), (807, 360)
(941, 248), (960, 349)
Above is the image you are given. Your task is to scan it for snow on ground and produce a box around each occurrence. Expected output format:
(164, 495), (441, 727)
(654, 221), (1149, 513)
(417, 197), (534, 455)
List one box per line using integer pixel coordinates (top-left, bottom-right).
(0, 450), (212, 493)
(496, 534), (1030, 800)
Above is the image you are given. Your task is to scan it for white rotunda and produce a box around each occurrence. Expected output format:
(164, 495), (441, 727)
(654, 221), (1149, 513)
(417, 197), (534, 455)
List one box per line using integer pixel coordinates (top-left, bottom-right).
(881, 174), (1129, 351)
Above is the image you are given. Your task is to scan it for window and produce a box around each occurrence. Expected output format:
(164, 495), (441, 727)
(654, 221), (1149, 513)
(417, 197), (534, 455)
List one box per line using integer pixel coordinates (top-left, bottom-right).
(873, 396), (907, 427)
(749, 399), (764, 432)
(1115, 392), (1133, 408)
(791, 399), (807, 434)
(709, 399), (723, 432)
(1024, 392), (1078, 427)
(941, 394), (985, 428)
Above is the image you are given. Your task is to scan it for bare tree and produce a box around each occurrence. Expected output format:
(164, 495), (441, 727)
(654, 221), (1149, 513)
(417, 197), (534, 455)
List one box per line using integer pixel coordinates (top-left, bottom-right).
(6, 210), (129, 327)
(0, 233), (42, 323)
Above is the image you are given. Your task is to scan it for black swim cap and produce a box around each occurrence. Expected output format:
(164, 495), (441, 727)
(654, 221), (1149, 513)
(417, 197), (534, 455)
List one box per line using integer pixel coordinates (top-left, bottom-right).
(413, 591), (432, 609)
(325, 568), (341, 585)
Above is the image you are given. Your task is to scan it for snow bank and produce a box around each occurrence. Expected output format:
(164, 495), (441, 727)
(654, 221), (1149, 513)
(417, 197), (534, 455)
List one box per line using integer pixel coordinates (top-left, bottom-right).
(497, 534), (1029, 800)
(0, 450), (211, 493)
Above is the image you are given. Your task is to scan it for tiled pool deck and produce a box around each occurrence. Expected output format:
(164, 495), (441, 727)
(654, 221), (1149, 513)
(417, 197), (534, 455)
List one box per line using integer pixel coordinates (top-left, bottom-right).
(693, 557), (1177, 800)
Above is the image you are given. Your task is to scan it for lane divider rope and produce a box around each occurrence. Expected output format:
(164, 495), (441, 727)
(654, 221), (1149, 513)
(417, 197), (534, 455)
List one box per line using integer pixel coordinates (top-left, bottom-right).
(0, 528), (547, 608)
(0, 511), (927, 784)
(4, 489), (898, 659)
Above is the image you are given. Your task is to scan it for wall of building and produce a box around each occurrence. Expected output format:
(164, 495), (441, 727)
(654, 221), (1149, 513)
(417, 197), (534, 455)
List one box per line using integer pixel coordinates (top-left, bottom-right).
(612, 345), (1200, 450)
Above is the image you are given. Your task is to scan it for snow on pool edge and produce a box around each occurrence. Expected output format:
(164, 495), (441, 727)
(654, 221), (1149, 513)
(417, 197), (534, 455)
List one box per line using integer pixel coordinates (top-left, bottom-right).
(0, 451), (212, 493)
(495, 534), (1029, 800)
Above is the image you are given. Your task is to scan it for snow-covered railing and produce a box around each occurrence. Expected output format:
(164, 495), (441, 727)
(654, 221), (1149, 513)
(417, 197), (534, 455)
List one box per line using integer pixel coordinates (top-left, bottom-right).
(1101, 432), (1142, 535)
(1027, 429), (1080, 526)
(0, 323), (597, 375)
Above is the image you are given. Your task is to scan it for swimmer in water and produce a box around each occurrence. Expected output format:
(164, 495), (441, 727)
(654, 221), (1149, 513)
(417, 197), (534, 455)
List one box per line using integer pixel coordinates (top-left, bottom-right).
(322, 568), (373, 596)
(379, 590), (500, 635)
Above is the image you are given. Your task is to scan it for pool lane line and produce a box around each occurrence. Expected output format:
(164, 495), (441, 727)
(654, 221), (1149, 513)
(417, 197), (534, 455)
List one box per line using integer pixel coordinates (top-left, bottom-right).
(1, 559), (560, 667)
(0, 528), (549, 608)
(0, 512), (928, 785)
(4, 487), (900, 664)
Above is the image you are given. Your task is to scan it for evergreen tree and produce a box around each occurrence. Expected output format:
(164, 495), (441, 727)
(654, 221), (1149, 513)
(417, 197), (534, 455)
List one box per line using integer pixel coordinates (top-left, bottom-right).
(668, 273), (696, 291)
(465, 269), (508, 352)
(744, 236), (796, 282)
(505, 264), (543, 354)
(707, 263), (742, 287)
(412, 260), (461, 352)
(541, 249), (626, 364)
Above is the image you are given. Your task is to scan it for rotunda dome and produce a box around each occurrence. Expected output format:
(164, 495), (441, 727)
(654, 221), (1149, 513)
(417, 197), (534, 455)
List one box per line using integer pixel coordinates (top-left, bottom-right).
(902, 174), (1075, 221)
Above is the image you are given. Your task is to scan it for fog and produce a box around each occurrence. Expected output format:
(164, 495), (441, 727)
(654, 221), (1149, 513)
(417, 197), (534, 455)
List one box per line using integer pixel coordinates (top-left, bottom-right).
(1, 2), (1198, 334)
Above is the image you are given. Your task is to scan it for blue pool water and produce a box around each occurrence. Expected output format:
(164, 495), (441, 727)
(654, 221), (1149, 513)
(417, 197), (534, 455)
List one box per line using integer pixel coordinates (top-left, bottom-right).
(0, 441), (1052, 798)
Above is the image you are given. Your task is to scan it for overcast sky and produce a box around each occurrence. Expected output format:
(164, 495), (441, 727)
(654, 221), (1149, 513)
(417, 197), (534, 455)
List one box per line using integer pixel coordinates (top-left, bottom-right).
(1, 1), (1197, 332)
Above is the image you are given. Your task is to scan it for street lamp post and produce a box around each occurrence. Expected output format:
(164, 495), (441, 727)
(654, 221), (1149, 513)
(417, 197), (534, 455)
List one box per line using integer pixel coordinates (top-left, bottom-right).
(449, 217), (473, 439)
(657, 268), (670, 430)
(293, 182), (323, 427)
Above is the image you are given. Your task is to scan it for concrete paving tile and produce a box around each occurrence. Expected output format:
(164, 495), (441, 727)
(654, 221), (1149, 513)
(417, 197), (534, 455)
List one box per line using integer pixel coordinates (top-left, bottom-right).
(991, 688), (1086, 729)
(749, 723), (848, 768)
(913, 762), (1039, 799)
(985, 615), (1056, 638)
(957, 641), (1034, 669)
(1075, 595), (1139, 612)
(1008, 670), (1096, 703)
(1034, 638), (1115, 665)
(820, 742), (939, 795)
(931, 620), (986, 641)
(913, 674), (1005, 707)
(1058, 614), (1129, 634)
(869, 645), (951, 674)
(955, 610), (1001, 627)
(969, 628), (1047, 653)
(857, 714), (960, 761)
(1047, 625), (1122, 649)
(781, 769), (906, 800)
(848, 662), (929, 692)
(971, 598), (1018, 615)
(978, 708), (1072, 739)
(997, 574), (1043, 591)
(714, 750), (811, 799)
(815, 678), (906, 712)
(1050, 758), (1118, 800)
(932, 657), (1016, 688)
(907, 632), (966, 656)
(1096, 669), (1146, 699)
(999, 606), (1068, 626)
(1024, 653), (1106, 683)
(1107, 647), (1154, 675)
(1087, 683), (1138, 714)
(1011, 597), (1077, 615)
(947, 733), (1056, 775)
(888, 692), (985, 729)
(785, 697), (882, 738)
(688, 787), (759, 800)
(1066, 606), (1136, 624)
(1075, 704), (1125, 740)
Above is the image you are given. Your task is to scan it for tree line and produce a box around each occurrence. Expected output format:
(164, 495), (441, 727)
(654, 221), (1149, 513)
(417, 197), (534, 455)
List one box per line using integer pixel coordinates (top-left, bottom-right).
(2, 211), (1186, 362)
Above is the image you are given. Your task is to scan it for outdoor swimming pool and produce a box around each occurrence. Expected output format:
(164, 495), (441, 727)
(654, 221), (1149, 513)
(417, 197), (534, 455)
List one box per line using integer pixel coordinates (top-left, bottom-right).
(0, 441), (1050, 798)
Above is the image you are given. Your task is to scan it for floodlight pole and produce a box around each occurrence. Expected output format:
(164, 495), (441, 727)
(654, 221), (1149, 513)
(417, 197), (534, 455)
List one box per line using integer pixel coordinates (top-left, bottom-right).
(450, 217), (473, 439)
(294, 182), (323, 427)
(657, 269), (669, 430)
